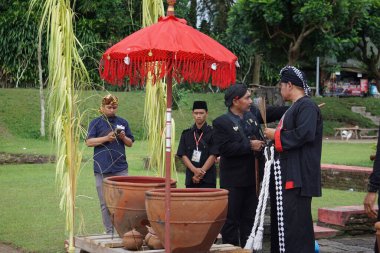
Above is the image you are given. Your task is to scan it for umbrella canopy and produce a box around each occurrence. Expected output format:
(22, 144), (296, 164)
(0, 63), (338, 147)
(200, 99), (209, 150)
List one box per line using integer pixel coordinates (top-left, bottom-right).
(99, 15), (238, 88)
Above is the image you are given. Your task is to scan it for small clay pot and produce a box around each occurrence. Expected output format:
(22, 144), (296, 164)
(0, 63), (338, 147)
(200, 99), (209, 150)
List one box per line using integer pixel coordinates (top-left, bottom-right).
(145, 232), (164, 249)
(122, 229), (143, 250)
(144, 226), (164, 250)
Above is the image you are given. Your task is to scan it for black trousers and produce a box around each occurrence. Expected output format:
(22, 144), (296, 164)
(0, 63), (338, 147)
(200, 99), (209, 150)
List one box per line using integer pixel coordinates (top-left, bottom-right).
(221, 186), (258, 247)
(376, 193), (380, 253)
(270, 179), (314, 253)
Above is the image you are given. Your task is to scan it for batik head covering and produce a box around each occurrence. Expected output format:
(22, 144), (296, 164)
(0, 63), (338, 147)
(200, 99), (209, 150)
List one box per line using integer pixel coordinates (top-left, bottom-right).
(101, 94), (119, 106)
(99, 94), (119, 114)
(280, 66), (311, 96)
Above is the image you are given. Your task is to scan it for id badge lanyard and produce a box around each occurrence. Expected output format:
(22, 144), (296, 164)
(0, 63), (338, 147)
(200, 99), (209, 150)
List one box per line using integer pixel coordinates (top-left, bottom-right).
(193, 131), (204, 151)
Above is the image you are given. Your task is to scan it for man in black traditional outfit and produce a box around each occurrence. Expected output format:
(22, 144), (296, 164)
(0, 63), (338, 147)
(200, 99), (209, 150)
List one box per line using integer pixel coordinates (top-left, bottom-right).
(177, 101), (218, 188)
(363, 124), (380, 252)
(265, 66), (323, 253)
(213, 84), (287, 247)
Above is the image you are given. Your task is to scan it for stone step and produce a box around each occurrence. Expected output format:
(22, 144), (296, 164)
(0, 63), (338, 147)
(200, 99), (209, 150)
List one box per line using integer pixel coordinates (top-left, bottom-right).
(351, 106), (380, 126)
(351, 106), (366, 113)
(314, 223), (341, 239)
(318, 205), (378, 235)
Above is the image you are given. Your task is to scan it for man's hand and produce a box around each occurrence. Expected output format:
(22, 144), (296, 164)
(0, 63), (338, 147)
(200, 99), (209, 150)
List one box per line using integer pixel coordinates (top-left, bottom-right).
(250, 139), (265, 152)
(106, 131), (116, 142)
(118, 130), (133, 147)
(264, 128), (276, 140)
(364, 192), (378, 219)
(118, 130), (126, 139)
(192, 175), (201, 184)
(193, 168), (206, 179)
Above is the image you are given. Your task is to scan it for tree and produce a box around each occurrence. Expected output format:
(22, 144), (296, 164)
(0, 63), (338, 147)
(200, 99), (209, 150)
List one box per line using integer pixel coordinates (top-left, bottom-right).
(197, 0), (234, 35)
(73, 0), (142, 87)
(0, 0), (46, 87)
(188, 0), (197, 27)
(227, 0), (368, 84)
(355, 0), (380, 86)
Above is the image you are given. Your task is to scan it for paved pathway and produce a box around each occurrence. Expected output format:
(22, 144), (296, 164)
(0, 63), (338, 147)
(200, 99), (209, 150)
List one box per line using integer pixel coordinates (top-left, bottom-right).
(259, 235), (375, 253)
(318, 235), (375, 253)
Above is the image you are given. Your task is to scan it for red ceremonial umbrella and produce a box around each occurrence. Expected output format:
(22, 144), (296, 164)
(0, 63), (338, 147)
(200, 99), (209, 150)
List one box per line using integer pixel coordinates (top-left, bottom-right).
(99, 1), (238, 251)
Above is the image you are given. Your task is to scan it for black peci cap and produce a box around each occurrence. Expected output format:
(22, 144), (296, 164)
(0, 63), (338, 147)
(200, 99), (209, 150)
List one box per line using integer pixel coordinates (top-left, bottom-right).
(192, 101), (208, 111)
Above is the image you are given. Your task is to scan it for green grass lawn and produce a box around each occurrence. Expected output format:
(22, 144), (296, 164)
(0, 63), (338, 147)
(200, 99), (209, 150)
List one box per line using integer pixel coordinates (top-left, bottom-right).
(322, 141), (375, 167)
(0, 89), (379, 139)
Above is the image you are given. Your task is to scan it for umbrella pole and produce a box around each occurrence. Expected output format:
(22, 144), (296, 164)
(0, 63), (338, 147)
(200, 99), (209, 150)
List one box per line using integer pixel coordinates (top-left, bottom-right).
(164, 75), (173, 252)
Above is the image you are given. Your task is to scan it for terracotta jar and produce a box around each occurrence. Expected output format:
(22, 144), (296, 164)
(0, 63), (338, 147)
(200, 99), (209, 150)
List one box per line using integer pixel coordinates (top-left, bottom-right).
(103, 176), (176, 237)
(122, 229), (143, 250)
(145, 188), (228, 253)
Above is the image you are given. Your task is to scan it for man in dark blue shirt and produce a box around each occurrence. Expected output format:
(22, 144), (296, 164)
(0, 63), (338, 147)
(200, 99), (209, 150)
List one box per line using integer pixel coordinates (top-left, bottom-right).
(86, 94), (134, 234)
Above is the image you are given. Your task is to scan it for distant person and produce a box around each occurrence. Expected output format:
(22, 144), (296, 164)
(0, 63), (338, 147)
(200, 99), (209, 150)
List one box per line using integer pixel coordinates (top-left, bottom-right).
(86, 94), (134, 234)
(264, 66), (323, 253)
(177, 101), (217, 188)
(363, 124), (380, 252)
(212, 84), (286, 247)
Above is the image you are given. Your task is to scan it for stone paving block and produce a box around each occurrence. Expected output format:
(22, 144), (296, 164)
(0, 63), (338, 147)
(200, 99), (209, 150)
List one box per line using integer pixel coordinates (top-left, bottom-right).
(318, 235), (375, 253)
(314, 223), (340, 239)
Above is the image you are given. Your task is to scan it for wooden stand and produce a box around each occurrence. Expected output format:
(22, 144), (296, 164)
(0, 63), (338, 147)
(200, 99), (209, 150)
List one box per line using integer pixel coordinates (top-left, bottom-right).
(74, 234), (251, 253)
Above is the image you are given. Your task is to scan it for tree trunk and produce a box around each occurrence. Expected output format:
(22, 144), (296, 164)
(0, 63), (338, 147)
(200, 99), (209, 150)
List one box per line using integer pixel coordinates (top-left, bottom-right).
(252, 54), (262, 86)
(189, 0), (197, 28)
(287, 45), (299, 65)
(286, 26), (315, 65)
(38, 33), (45, 137)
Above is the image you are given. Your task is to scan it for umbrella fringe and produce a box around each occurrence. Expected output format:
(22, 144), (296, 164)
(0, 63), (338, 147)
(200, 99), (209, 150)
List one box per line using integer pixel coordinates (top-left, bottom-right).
(99, 56), (236, 88)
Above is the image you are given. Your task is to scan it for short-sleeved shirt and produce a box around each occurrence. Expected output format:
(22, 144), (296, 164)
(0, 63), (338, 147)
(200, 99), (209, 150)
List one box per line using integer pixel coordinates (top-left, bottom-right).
(87, 115), (134, 174)
(177, 123), (218, 186)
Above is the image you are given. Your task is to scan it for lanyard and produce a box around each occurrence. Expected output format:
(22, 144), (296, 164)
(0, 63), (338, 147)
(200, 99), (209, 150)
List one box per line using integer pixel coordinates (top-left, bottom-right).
(193, 131), (204, 151)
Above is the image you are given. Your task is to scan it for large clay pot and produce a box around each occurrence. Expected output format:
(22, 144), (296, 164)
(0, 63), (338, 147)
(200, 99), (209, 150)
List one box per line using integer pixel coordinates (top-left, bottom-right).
(145, 188), (228, 253)
(103, 176), (176, 238)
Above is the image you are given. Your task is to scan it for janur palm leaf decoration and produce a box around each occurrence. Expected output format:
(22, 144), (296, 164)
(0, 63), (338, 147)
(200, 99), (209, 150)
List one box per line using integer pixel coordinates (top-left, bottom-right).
(29, 0), (89, 252)
(142, 0), (176, 177)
